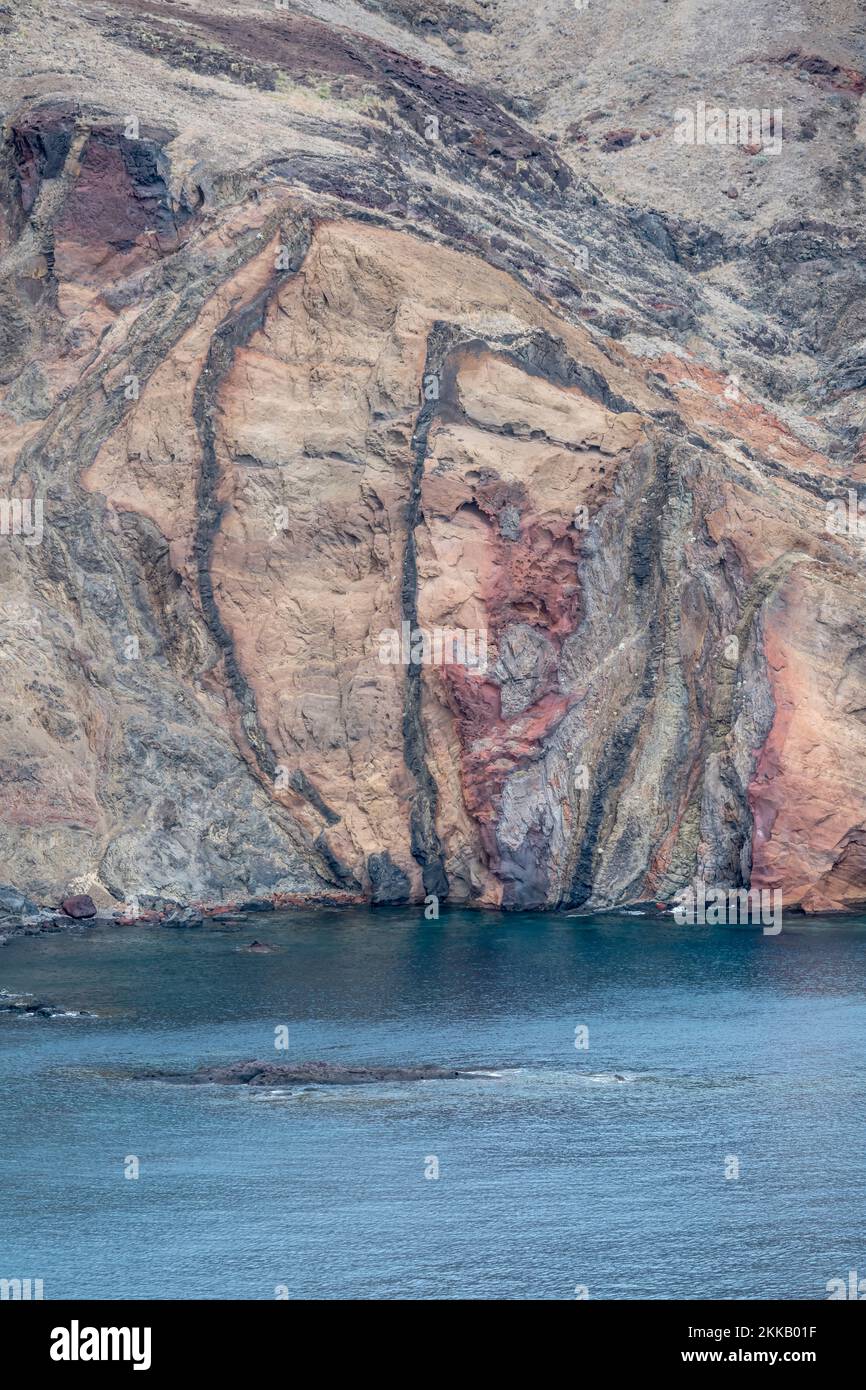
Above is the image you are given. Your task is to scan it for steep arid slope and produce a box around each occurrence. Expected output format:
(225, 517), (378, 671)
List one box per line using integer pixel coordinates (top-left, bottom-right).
(2, 0), (866, 914)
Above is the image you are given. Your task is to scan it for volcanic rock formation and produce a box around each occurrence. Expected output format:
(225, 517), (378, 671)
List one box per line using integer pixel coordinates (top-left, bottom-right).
(2, 0), (866, 913)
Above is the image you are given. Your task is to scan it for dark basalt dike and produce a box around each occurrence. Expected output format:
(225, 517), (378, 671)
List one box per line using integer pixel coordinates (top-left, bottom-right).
(2, 0), (866, 919)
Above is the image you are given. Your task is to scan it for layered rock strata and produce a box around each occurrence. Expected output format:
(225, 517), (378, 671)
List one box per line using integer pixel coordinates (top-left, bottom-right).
(2, 1), (866, 913)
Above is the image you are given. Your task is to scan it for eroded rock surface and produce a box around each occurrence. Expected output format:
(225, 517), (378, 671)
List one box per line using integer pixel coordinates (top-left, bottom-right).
(2, 1), (866, 912)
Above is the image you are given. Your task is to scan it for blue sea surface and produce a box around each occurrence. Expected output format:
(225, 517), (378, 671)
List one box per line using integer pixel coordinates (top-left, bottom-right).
(1, 908), (864, 1300)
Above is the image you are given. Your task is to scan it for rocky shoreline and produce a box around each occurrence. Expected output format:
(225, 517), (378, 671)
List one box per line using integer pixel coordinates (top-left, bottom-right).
(0, 882), (362, 945)
(3, 880), (862, 949)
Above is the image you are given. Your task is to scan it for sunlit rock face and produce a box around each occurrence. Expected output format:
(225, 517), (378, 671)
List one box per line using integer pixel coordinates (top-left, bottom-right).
(2, 0), (866, 913)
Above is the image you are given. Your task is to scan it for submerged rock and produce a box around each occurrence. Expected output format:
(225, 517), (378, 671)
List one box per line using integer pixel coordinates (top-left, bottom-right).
(135, 1060), (487, 1086)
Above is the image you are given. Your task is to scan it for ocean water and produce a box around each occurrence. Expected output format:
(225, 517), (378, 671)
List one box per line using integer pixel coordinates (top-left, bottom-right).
(1, 908), (864, 1300)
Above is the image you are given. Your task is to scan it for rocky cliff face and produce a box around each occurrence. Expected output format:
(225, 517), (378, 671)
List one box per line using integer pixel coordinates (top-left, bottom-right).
(2, 0), (866, 914)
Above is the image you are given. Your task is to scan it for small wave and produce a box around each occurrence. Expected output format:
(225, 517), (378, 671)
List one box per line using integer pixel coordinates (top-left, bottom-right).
(501, 1067), (647, 1087)
(14, 1008), (98, 1020)
(249, 1087), (406, 1107)
(250, 1088), (308, 1101)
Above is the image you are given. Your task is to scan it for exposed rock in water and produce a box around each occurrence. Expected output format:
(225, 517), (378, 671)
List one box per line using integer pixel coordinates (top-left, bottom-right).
(2, 4), (866, 915)
(0, 990), (96, 1019)
(162, 907), (205, 928)
(134, 1060), (486, 1086)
